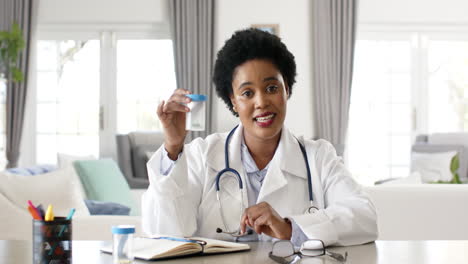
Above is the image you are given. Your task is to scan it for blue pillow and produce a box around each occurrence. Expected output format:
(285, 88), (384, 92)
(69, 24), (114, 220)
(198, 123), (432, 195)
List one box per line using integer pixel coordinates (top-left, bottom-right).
(84, 200), (130, 215)
(6, 164), (57, 176)
(73, 159), (138, 215)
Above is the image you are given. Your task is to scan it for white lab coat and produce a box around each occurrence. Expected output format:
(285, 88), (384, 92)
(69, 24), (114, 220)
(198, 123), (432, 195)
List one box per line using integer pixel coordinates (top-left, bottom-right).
(142, 124), (378, 246)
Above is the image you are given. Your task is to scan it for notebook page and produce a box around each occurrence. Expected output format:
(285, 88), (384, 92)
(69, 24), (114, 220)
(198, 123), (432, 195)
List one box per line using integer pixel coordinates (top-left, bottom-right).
(133, 237), (202, 259)
(190, 237), (250, 253)
(101, 237), (202, 260)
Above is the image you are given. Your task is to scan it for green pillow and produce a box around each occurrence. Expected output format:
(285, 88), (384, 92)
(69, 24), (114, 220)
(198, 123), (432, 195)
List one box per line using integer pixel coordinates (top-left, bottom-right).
(73, 159), (139, 215)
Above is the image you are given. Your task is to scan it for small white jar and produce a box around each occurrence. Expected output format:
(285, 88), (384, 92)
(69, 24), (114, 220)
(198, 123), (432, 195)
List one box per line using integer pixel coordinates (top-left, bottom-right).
(112, 225), (135, 264)
(185, 94), (207, 131)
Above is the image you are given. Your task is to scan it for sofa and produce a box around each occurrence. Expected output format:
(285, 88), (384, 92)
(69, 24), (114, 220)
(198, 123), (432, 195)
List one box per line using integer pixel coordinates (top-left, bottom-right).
(412, 133), (468, 182)
(0, 160), (146, 241)
(366, 185), (468, 240)
(2, 176), (467, 241)
(0, 187), (144, 241)
(116, 132), (165, 188)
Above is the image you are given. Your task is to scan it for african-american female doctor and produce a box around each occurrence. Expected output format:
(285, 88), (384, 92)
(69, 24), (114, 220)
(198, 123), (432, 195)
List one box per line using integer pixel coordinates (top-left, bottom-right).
(142, 28), (378, 247)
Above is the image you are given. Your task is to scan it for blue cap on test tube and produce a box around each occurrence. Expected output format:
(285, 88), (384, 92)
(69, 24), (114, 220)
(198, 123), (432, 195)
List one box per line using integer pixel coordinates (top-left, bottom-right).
(112, 225), (135, 234)
(185, 94), (207, 101)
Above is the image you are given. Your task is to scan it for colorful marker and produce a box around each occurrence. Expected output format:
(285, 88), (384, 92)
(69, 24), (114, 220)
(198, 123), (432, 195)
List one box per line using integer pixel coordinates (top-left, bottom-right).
(49, 208), (76, 256)
(45, 204), (54, 221)
(36, 204), (45, 219)
(27, 205), (41, 220)
(27, 200), (43, 220)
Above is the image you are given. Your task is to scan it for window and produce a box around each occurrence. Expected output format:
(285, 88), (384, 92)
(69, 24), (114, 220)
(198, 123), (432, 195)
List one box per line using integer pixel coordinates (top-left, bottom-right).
(427, 39), (468, 132)
(36, 40), (100, 164)
(347, 29), (468, 185)
(347, 37), (412, 185)
(34, 28), (176, 165)
(116, 39), (176, 133)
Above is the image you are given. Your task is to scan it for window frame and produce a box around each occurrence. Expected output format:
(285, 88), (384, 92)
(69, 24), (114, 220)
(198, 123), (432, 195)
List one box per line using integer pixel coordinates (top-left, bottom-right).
(21, 23), (172, 165)
(347, 23), (468, 184)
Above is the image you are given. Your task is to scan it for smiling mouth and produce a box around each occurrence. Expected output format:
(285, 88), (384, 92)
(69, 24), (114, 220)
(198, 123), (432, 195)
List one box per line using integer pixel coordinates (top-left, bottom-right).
(253, 113), (276, 127)
(254, 113), (276, 122)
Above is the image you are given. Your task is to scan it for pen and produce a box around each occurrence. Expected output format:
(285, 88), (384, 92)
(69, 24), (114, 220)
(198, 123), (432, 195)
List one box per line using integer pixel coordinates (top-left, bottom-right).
(27, 205), (41, 220)
(27, 200), (43, 220)
(65, 208), (76, 219)
(36, 204), (45, 219)
(154, 237), (207, 246)
(48, 208), (75, 256)
(45, 204), (54, 221)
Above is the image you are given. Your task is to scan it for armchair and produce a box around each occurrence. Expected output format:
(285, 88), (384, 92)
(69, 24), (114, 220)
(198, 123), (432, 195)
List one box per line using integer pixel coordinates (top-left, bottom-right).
(116, 132), (164, 188)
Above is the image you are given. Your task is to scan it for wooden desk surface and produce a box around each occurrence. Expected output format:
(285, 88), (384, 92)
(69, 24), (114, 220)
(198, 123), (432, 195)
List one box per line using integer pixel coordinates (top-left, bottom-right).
(2, 240), (468, 264)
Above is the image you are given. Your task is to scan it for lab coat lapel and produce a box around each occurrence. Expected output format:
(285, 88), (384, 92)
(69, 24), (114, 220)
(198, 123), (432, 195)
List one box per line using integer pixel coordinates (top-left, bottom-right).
(277, 128), (309, 179)
(257, 128), (307, 202)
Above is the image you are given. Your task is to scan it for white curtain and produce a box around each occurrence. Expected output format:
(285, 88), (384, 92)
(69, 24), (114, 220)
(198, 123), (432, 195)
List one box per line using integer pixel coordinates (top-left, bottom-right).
(168, 0), (215, 140)
(311, 0), (358, 156)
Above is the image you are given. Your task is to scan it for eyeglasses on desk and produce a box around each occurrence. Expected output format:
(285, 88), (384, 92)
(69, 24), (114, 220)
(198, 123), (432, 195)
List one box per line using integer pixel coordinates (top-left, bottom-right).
(269, 239), (348, 263)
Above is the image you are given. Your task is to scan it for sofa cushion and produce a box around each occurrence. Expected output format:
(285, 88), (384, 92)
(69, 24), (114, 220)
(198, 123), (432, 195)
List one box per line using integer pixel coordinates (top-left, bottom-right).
(84, 200), (130, 215)
(411, 151), (457, 182)
(0, 166), (89, 217)
(57, 153), (96, 168)
(412, 143), (467, 180)
(6, 164), (57, 176)
(73, 159), (138, 215)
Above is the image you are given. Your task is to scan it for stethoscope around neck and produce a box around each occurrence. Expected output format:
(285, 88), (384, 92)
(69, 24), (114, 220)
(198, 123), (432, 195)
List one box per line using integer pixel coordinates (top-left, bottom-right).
(215, 125), (318, 238)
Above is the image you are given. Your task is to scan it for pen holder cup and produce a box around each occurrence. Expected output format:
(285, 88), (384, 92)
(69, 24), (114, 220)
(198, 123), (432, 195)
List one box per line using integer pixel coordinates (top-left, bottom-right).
(33, 217), (72, 264)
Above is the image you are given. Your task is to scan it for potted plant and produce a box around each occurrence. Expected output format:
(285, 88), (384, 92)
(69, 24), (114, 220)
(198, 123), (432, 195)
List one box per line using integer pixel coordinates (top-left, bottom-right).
(0, 23), (25, 84)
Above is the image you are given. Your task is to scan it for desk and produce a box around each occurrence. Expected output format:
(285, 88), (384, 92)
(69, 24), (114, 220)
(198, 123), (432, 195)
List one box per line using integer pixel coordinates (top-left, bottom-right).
(1, 240), (468, 263)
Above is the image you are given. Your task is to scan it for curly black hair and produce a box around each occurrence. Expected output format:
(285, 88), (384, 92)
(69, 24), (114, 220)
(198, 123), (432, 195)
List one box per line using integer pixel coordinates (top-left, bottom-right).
(213, 28), (297, 116)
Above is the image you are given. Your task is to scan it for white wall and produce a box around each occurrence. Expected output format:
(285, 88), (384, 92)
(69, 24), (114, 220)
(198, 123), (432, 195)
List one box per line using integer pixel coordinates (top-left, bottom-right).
(213, 0), (314, 138)
(37, 0), (167, 24)
(359, 0), (468, 23)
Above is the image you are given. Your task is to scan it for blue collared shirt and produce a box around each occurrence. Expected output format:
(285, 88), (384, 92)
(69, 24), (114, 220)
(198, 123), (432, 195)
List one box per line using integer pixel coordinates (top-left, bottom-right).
(159, 137), (308, 246)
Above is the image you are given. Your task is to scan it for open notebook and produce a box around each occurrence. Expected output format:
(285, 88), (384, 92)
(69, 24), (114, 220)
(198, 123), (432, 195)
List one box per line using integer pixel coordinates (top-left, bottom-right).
(101, 236), (250, 260)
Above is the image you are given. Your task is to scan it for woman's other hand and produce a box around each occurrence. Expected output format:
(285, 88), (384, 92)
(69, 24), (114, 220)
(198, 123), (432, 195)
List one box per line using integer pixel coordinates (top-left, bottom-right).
(240, 202), (292, 240)
(157, 88), (191, 160)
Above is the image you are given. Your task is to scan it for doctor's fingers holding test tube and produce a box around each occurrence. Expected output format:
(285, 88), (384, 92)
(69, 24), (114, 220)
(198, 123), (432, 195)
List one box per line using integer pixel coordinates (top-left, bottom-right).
(157, 88), (191, 160)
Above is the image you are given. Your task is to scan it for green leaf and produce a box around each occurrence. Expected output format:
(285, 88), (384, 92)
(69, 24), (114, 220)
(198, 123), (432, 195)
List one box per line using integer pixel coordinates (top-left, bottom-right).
(0, 32), (8, 40)
(11, 67), (23, 82)
(0, 22), (25, 82)
(430, 154), (462, 184)
(451, 173), (461, 184)
(450, 154), (459, 174)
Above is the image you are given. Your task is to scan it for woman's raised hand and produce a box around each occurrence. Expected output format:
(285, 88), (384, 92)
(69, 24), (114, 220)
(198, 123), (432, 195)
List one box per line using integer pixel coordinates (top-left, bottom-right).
(157, 88), (191, 160)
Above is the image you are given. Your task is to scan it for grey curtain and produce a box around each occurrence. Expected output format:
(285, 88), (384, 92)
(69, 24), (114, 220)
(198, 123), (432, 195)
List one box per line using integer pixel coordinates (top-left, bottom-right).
(0, 0), (33, 168)
(311, 0), (358, 156)
(168, 0), (215, 139)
